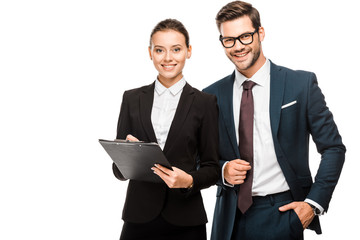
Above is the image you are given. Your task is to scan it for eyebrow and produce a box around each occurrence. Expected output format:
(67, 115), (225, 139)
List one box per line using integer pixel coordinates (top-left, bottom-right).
(153, 44), (183, 48)
(222, 29), (256, 38)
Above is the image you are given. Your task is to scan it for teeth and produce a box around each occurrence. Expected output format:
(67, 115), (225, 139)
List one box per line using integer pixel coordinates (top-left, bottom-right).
(236, 53), (247, 57)
(163, 65), (175, 69)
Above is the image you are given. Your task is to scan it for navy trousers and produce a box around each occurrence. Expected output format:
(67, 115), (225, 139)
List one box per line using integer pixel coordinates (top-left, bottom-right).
(231, 191), (304, 240)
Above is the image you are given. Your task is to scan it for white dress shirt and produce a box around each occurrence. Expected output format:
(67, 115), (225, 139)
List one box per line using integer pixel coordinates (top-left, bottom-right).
(151, 78), (186, 150)
(223, 59), (290, 196)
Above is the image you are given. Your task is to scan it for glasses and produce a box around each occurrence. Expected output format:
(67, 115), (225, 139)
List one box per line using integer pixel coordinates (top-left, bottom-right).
(219, 29), (259, 48)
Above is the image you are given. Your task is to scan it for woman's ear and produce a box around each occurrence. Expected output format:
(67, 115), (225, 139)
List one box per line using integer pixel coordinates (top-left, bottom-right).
(148, 46), (152, 60)
(187, 45), (192, 59)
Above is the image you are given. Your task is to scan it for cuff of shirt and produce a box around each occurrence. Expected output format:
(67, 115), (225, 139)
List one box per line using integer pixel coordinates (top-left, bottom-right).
(305, 198), (325, 215)
(222, 161), (234, 187)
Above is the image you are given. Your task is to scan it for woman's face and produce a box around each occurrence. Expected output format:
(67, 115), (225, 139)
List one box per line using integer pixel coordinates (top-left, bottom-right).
(149, 30), (191, 86)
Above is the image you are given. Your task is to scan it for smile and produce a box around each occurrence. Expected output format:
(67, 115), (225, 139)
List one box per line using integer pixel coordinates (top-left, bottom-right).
(162, 64), (176, 70)
(233, 51), (248, 58)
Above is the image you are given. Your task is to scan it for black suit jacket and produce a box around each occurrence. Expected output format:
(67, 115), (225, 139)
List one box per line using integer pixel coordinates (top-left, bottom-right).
(113, 82), (220, 226)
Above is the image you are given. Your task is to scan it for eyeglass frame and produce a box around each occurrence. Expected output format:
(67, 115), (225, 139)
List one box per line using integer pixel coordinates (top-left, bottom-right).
(219, 28), (259, 48)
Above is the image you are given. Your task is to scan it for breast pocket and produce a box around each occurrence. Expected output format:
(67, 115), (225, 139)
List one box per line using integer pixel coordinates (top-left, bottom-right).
(281, 100), (298, 113)
(279, 101), (301, 143)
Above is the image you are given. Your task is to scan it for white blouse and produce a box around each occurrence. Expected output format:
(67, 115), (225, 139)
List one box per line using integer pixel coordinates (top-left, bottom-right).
(151, 78), (186, 149)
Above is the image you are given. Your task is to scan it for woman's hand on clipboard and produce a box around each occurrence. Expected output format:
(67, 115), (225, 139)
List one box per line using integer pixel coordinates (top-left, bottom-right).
(125, 134), (193, 189)
(126, 134), (140, 142)
(152, 164), (193, 189)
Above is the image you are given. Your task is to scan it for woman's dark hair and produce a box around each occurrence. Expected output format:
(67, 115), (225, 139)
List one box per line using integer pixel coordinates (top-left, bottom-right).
(149, 18), (190, 48)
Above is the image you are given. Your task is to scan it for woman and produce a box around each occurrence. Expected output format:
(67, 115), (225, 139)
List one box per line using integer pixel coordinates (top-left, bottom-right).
(112, 18), (220, 240)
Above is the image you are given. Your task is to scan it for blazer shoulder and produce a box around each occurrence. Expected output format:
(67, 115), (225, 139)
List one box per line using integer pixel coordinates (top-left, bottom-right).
(203, 72), (235, 94)
(123, 82), (154, 99)
(187, 84), (218, 105)
(273, 62), (315, 80)
(191, 86), (215, 98)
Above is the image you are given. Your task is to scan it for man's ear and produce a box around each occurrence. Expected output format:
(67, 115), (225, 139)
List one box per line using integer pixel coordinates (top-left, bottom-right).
(258, 27), (265, 42)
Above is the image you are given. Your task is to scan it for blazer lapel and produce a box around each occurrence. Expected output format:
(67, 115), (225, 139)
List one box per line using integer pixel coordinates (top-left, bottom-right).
(163, 83), (195, 155)
(269, 62), (305, 200)
(139, 82), (157, 143)
(269, 61), (285, 138)
(218, 72), (240, 158)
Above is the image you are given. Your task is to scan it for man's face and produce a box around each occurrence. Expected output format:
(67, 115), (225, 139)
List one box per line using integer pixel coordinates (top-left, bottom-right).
(220, 16), (265, 77)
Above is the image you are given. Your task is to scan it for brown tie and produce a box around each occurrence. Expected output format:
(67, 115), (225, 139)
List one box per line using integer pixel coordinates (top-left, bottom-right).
(238, 80), (256, 214)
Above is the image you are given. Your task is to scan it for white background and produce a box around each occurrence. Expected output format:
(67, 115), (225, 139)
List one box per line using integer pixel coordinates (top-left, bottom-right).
(1, 0), (358, 239)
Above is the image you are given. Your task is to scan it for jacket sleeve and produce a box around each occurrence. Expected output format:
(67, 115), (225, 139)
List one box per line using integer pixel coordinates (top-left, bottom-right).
(306, 73), (346, 212)
(112, 91), (131, 181)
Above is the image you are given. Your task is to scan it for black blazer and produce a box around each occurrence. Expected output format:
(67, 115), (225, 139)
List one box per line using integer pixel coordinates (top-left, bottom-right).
(113, 82), (220, 226)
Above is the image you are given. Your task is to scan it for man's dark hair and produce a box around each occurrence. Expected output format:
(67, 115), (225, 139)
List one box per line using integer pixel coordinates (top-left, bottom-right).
(216, 1), (261, 32)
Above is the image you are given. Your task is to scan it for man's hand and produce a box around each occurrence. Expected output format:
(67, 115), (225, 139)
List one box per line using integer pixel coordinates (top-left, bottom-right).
(279, 201), (315, 229)
(224, 159), (251, 185)
(152, 164), (193, 189)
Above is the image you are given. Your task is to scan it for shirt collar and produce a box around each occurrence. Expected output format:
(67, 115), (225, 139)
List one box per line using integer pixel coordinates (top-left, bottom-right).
(155, 77), (186, 96)
(234, 58), (270, 88)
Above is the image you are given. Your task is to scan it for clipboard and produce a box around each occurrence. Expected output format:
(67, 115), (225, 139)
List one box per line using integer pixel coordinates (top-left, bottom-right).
(99, 139), (172, 183)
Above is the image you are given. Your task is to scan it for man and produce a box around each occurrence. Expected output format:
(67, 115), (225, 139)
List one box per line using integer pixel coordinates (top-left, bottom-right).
(203, 1), (346, 239)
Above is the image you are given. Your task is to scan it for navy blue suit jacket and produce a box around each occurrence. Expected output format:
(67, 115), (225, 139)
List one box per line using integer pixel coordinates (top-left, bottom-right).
(203, 61), (345, 240)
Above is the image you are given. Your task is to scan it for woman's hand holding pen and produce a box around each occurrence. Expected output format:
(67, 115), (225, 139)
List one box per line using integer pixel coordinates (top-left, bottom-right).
(126, 134), (193, 189)
(152, 164), (193, 189)
(126, 134), (139, 142)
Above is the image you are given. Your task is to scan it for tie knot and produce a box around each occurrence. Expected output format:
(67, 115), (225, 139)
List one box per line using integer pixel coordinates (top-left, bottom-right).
(242, 80), (256, 90)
